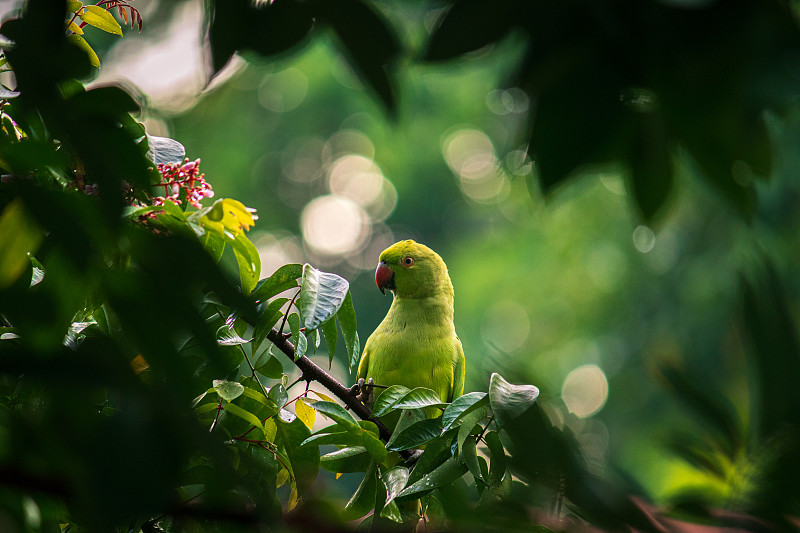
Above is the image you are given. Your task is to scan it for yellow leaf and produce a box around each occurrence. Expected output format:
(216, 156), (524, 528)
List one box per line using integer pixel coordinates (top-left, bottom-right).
(129, 355), (149, 375)
(67, 34), (100, 68)
(263, 418), (278, 442)
(0, 199), (43, 290)
(66, 20), (84, 35)
(309, 390), (335, 403)
(276, 468), (290, 489)
(335, 472), (343, 480)
(294, 397), (316, 430)
(80, 5), (122, 36)
(67, 0), (83, 13)
(199, 198), (258, 237)
(288, 485), (299, 511)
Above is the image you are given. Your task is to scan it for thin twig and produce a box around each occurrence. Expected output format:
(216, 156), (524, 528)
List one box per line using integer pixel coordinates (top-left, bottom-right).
(266, 328), (412, 460)
(209, 398), (224, 433)
(277, 289), (301, 336)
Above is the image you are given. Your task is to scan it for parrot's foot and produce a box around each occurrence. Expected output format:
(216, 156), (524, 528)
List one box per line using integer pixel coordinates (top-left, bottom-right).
(350, 377), (375, 406)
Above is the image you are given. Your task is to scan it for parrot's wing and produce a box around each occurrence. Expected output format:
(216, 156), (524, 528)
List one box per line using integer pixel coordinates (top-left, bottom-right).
(450, 336), (465, 402)
(356, 342), (371, 382)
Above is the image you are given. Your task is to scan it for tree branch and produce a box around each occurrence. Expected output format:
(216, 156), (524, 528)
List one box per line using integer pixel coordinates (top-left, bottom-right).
(266, 329), (412, 460)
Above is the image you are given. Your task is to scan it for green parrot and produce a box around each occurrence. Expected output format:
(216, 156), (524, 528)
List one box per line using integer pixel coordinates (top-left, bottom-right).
(357, 240), (465, 421)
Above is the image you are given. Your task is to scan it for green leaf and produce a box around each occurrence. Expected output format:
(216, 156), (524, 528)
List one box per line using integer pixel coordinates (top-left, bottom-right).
(0, 199), (42, 290)
(372, 387), (447, 418)
(208, 0), (313, 75)
(252, 297), (289, 352)
(478, 430), (511, 506)
(303, 431), (364, 448)
(311, 400), (359, 429)
(387, 418), (443, 452)
(407, 428), (458, 486)
(255, 354), (284, 379)
(288, 313), (307, 358)
(320, 446), (372, 473)
(298, 263), (350, 331)
(628, 108), (673, 223)
(484, 431), (506, 486)
(398, 456), (467, 500)
(216, 325), (251, 346)
(442, 392), (489, 431)
(361, 430), (388, 462)
(380, 500), (402, 523)
(337, 291), (360, 372)
(460, 437), (485, 485)
(386, 409), (426, 449)
(80, 5), (123, 36)
(251, 263), (302, 304)
(371, 385), (410, 418)
(275, 413), (319, 495)
(213, 379), (245, 401)
(488, 373), (539, 429)
(342, 460), (377, 521)
(424, 0), (517, 62)
(200, 227), (226, 262)
(381, 466), (409, 521)
(456, 407), (487, 455)
(311, 0), (400, 112)
(230, 232), (260, 295)
(269, 384), (288, 411)
(321, 317), (338, 368)
(223, 402), (264, 437)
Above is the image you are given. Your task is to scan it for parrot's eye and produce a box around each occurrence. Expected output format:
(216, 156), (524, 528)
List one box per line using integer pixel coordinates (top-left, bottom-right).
(402, 256), (415, 267)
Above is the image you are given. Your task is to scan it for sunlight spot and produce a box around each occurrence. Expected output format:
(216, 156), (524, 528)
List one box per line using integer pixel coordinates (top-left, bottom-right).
(442, 128), (508, 203)
(486, 88), (529, 115)
(633, 225), (656, 254)
(301, 195), (369, 256)
(562, 364), (609, 418)
(329, 155), (384, 207)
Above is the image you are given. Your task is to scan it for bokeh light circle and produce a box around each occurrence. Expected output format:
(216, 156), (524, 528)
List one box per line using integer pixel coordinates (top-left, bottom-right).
(561, 364), (609, 418)
(301, 195), (368, 256)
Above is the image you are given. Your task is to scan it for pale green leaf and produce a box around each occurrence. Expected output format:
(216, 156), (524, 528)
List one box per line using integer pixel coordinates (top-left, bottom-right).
(488, 373), (539, 429)
(213, 379), (244, 401)
(298, 263), (350, 331)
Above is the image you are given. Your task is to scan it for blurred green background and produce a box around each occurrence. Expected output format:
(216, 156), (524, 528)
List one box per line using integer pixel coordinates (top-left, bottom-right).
(6, 0), (798, 513)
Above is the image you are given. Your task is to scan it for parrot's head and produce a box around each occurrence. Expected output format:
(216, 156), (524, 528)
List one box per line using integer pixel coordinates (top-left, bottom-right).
(374, 240), (452, 299)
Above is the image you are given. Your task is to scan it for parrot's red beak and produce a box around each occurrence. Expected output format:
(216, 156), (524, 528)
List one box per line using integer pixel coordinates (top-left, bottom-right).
(375, 261), (395, 295)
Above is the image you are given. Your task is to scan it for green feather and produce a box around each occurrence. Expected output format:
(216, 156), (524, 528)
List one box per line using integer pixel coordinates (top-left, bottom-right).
(358, 240), (466, 426)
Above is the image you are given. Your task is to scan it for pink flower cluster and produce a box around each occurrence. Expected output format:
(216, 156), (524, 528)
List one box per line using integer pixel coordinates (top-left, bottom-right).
(154, 158), (214, 209)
